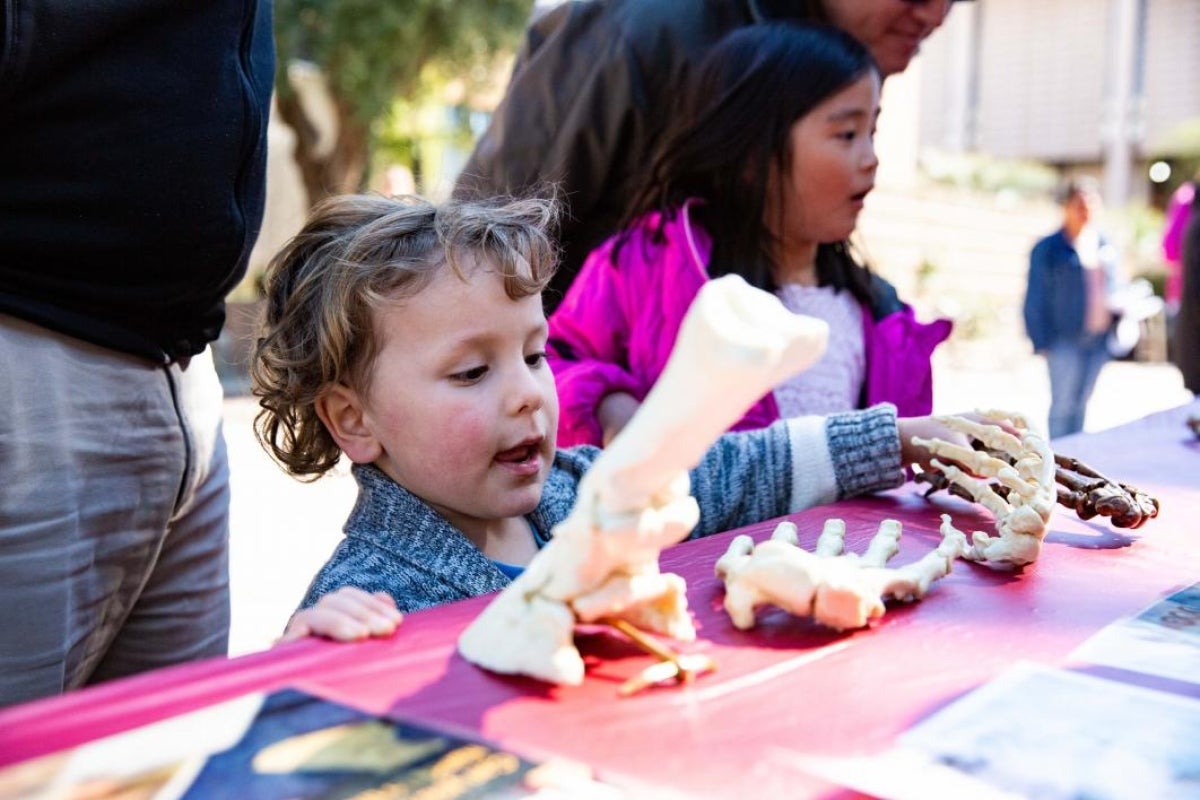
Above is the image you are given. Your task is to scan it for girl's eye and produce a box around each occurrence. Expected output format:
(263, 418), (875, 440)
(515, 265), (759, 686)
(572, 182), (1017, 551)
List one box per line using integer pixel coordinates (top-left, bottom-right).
(451, 365), (488, 383)
(836, 129), (857, 142)
(525, 351), (547, 368)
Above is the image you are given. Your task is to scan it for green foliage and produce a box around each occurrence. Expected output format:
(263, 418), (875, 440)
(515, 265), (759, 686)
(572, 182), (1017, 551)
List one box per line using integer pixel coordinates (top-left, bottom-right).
(275, 0), (532, 127)
(914, 257), (938, 294)
(920, 150), (1058, 198)
(1150, 117), (1200, 160)
(1108, 202), (1167, 280)
(1158, 156), (1200, 198)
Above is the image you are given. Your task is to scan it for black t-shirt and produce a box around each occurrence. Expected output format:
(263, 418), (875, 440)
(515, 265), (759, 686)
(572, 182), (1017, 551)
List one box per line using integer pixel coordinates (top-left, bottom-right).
(0, 0), (275, 362)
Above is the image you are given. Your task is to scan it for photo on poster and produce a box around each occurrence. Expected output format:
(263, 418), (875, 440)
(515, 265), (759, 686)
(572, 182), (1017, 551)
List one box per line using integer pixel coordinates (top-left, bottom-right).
(0, 688), (619, 799)
(898, 662), (1200, 800)
(1071, 580), (1200, 686)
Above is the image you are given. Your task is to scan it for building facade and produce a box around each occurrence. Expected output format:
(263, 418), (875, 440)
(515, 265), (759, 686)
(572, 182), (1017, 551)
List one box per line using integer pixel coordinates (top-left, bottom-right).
(917, 0), (1200, 207)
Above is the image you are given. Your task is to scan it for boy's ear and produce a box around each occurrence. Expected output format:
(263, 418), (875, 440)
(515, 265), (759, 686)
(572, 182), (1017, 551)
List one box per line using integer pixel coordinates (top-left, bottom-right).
(315, 384), (382, 465)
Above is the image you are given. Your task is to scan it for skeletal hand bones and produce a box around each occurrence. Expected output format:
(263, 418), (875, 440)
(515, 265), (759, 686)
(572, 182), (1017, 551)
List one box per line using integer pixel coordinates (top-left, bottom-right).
(1035, 453), (1158, 529)
(457, 275), (830, 684)
(910, 410), (1056, 566)
(716, 517), (967, 631)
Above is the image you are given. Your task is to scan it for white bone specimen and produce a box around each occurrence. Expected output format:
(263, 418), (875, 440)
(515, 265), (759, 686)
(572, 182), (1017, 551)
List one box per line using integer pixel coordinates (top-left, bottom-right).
(458, 275), (830, 684)
(911, 410), (1056, 566)
(715, 517), (967, 631)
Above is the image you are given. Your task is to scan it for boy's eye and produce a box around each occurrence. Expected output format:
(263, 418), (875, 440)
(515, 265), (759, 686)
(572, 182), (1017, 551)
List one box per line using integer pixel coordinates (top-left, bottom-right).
(451, 365), (488, 382)
(525, 351), (547, 367)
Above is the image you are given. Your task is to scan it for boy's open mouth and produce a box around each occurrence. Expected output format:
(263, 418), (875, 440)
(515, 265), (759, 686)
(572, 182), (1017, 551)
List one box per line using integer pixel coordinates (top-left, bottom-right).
(495, 440), (539, 465)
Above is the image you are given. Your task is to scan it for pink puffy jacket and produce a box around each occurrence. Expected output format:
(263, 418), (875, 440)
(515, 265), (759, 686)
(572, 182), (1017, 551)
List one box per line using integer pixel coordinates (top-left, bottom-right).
(547, 202), (953, 447)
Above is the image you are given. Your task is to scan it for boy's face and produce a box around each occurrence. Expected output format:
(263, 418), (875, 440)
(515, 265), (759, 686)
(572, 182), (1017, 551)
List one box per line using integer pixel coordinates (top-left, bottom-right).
(353, 261), (558, 536)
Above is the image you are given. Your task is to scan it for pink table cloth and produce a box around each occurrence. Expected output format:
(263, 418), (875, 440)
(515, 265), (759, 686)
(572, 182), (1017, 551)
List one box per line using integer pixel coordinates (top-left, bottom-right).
(2, 400), (1198, 797)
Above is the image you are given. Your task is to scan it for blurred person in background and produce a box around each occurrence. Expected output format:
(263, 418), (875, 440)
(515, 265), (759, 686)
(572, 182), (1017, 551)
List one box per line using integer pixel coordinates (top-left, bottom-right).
(1023, 178), (1120, 439)
(1171, 177), (1200, 393)
(1161, 170), (1197, 317)
(0, 0), (274, 707)
(454, 0), (968, 312)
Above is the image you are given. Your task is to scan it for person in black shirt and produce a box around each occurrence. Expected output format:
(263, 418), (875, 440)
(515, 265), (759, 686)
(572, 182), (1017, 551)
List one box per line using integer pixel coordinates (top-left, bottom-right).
(0, 0), (274, 706)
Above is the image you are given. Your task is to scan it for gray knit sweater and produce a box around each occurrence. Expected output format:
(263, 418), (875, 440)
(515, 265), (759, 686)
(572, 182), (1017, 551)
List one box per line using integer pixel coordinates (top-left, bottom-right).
(298, 405), (902, 614)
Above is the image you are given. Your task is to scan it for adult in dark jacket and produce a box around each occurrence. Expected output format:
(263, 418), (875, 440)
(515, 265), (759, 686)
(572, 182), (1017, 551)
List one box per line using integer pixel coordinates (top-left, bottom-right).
(453, 0), (965, 311)
(1172, 185), (1200, 393)
(0, 0), (274, 706)
(1023, 179), (1119, 439)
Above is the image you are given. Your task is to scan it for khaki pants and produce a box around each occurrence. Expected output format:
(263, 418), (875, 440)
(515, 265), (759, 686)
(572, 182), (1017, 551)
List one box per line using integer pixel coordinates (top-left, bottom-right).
(0, 314), (231, 707)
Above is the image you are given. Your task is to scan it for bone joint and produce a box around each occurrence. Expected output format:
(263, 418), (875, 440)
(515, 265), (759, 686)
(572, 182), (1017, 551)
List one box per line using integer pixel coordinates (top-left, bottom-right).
(457, 275), (830, 684)
(715, 517), (966, 631)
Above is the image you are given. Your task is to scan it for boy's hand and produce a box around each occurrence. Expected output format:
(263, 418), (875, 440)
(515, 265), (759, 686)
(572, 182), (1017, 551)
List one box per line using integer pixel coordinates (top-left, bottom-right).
(278, 587), (403, 644)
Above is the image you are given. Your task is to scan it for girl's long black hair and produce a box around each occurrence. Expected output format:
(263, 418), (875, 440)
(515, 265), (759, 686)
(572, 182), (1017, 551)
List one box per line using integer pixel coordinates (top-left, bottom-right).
(619, 21), (877, 303)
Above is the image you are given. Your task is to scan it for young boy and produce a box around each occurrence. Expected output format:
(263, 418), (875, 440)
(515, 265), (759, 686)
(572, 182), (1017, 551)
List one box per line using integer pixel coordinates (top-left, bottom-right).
(252, 194), (964, 643)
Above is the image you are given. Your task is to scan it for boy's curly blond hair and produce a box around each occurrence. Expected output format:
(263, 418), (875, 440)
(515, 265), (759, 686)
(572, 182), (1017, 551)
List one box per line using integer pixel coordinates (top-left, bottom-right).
(251, 194), (559, 479)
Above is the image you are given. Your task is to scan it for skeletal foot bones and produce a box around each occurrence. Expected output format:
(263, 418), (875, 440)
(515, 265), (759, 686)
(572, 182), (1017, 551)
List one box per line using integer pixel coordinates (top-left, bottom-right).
(715, 517), (967, 631)
(910, 410), (1056, 566)
(456, 477), (701, 685)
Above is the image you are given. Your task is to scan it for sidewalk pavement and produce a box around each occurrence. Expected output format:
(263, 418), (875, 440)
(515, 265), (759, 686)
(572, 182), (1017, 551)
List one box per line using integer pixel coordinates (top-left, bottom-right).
(224, 354), (1194, 656)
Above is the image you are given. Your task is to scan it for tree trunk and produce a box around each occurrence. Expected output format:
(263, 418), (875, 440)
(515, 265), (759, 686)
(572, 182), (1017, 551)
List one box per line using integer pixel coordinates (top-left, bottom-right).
(275, 91), (371, 207)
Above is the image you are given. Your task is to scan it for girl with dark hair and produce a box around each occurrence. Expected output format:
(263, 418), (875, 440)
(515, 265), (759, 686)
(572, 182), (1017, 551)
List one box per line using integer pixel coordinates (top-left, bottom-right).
(547, 22), (952, 447)
(455, 1), (964, 305)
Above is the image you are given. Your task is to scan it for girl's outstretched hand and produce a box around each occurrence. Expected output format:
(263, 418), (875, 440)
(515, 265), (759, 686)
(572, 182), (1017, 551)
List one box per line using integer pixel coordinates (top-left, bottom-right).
(897, 411), (1017, 474)
(278, 587), (403, 644)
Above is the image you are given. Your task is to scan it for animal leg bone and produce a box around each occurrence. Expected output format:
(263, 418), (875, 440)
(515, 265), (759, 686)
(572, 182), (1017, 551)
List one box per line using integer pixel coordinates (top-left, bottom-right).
(458, 276), (830, 685)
